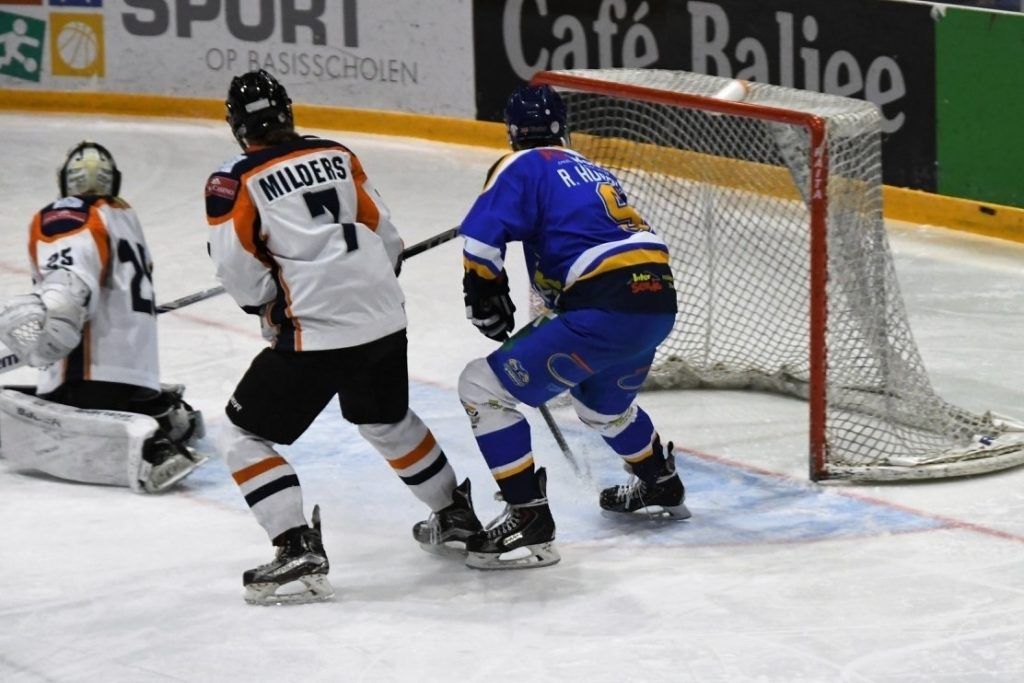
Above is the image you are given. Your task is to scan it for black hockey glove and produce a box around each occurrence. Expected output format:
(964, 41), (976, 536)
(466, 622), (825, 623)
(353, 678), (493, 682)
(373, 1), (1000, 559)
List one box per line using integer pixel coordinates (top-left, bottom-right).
(464, 269), (516, 341)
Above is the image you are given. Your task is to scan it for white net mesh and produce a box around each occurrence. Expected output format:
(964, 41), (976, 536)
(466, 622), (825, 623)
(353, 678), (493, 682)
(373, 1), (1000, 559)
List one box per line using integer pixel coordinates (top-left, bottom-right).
(537, 68), (1024, 481)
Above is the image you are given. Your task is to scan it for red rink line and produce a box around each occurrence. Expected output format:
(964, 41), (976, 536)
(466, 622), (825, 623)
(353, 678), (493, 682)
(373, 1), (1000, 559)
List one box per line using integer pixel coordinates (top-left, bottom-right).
(0, 260), (31, 277)
(683, 446), (1024, 545)
(163, 308), (261, 339)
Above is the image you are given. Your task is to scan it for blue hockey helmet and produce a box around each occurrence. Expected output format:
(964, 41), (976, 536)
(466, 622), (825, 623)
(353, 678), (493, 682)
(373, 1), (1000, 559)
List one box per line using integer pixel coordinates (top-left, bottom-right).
(225, 69), (293, 148)
(503, 84), (569, 150)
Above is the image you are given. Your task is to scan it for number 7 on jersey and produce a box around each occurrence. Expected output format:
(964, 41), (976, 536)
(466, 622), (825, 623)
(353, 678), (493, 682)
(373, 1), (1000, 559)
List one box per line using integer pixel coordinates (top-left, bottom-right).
(303, 189), (358, 252)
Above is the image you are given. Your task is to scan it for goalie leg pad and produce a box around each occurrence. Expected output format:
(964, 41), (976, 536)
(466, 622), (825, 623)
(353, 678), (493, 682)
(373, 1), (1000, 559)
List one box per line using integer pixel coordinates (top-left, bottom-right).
(0, 389), (205, 493)
(1, 388), (156, 490)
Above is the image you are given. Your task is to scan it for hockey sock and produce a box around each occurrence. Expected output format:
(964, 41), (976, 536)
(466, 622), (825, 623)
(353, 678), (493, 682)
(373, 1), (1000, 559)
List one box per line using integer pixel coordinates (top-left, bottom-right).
(477, 417), (540, 504)
(359, 411), (457, 512)
(601, 409), (665, 485)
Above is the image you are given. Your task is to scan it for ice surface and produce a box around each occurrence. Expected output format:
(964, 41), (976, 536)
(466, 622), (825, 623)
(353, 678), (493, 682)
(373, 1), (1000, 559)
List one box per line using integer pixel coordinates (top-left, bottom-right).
(0, 114), (1022, 682)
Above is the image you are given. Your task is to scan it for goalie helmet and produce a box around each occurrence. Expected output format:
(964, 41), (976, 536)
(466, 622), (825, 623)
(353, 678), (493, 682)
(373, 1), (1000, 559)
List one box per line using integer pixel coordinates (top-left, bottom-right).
(225, 69), (294, 148)
(504, 84), (569, 151)
(58, 141), (121, 197)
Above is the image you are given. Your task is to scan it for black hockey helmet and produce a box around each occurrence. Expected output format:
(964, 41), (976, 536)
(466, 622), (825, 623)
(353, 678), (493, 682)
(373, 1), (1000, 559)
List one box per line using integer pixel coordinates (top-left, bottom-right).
(225, 69), (294, 148)
(58, 141), (121, 197)
(504, 84), (569, 151)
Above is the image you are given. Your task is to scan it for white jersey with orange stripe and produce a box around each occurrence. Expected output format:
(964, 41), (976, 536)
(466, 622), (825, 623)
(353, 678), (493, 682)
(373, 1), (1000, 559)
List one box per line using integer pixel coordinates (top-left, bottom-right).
(28, 195), (160, 394)
(205, 137), (407, 351)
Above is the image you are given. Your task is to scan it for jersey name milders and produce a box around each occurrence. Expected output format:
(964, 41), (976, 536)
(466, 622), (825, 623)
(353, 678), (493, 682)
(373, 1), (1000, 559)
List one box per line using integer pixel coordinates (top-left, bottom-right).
(206, 137), (406, 351)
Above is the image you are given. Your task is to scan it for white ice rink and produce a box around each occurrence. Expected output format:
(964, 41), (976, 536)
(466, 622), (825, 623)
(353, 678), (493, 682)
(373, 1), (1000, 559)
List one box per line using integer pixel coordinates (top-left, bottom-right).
(1, 113), (1022, 683)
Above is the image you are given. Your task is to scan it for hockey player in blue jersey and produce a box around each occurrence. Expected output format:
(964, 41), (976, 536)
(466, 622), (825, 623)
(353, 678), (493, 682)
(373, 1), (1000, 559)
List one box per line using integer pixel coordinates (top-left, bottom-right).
(458, 84), (691, 570)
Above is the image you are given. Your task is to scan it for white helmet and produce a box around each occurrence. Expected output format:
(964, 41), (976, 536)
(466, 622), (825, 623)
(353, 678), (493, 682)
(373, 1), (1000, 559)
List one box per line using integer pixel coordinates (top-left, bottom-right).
(58, 141), (121, 197)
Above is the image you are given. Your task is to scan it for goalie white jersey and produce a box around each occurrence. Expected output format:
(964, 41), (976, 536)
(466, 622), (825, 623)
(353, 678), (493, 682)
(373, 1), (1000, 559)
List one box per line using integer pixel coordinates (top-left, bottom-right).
(205, 137), (407, 351)
(28, 196), (159, 395)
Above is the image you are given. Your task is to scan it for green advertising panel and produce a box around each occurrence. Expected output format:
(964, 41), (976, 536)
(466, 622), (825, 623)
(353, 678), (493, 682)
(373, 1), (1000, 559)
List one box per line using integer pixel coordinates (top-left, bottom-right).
(0, 10), (46, 83)
(936, 8), (1024, 208)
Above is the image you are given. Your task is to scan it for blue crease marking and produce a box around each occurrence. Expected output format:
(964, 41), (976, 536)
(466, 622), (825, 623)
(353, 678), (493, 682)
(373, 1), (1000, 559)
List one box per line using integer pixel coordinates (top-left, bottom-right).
(184, 380), (945, 546)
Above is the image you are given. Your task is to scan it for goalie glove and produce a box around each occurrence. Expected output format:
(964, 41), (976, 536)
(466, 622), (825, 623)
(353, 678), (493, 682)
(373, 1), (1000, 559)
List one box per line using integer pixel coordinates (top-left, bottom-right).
(0, 293), (46, 359)
(464, 269), (516, 342)
(0, 270), (89, 368)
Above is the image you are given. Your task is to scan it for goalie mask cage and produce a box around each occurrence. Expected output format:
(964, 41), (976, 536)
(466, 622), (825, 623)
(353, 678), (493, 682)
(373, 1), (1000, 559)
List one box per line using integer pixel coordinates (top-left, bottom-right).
(533, 68), (1024, 482)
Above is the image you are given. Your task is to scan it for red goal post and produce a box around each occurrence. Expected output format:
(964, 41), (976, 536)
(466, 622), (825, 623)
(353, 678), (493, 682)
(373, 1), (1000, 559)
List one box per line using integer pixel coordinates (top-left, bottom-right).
(531, 68), (1024, 482)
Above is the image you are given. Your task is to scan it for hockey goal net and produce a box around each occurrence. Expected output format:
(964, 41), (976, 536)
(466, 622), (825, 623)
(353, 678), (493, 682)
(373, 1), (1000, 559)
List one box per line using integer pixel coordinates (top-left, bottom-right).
(533, 68), (1024, 481)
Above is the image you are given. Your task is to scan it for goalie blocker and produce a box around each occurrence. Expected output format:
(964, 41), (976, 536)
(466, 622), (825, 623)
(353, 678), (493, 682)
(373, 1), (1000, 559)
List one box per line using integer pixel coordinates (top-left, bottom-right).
(0, 384), (208, 493)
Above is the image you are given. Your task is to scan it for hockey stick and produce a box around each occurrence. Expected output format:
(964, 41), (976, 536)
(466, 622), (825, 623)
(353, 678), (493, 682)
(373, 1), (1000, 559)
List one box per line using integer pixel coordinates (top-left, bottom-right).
(399, 225), (586, 483)
(401, 225), (461, 260)
(0, 286), (227, 376)
(538, 402), (591, 483)
(403, 226), (585, 482)
(155, 285), (227, 314)
(153, 225), (462, 315)
(1, 226), (464, 376)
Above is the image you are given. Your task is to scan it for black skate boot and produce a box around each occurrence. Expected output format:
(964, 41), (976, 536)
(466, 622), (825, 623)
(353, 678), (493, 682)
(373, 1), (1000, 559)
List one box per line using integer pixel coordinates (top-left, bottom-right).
(413, 478), (484, 557)
(138, 435), (207, 493)
(243, 505), (334, 605)
(465, 468), (560, 570)
(600, 442), (691, 520)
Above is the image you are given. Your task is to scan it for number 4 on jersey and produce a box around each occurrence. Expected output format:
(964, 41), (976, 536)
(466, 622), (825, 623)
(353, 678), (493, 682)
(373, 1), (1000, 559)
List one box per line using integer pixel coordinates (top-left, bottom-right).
(598, 182), (649, 232)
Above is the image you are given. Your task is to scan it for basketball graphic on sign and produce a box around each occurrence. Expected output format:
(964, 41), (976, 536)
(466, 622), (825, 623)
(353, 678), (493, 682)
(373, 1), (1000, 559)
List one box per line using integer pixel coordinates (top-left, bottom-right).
(50, 12), (105, 77)
(56, 22), (98, 70)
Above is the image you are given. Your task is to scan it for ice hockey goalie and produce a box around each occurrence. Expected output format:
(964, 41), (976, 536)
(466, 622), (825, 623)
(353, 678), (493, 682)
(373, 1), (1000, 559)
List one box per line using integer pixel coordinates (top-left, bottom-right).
(0, 140), (207, 492)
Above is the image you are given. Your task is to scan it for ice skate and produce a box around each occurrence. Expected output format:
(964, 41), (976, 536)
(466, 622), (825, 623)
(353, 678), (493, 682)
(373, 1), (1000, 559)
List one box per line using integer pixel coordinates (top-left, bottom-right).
(413, 478), (483, 557)
(243, 505), (334, 605)
(139, 435), (208, 493)
(600, 442), (691, 520)
(465, 468), (560, 570)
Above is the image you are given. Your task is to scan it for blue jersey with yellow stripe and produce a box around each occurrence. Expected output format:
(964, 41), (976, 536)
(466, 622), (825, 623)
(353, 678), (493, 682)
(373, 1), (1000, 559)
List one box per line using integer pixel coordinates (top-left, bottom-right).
(461, 146), (676, 313)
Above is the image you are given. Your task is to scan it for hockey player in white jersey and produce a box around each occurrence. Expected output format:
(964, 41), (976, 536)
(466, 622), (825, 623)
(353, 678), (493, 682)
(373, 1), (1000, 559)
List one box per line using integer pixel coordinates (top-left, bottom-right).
(0, 141), (206, 493)
(206, 70), (482, 605)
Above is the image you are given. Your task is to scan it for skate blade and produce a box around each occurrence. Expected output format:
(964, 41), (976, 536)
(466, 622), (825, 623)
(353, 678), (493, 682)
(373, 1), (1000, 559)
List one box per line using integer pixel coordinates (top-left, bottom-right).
(601, 502), (692, 522)
(244, 575), (335, 606)
(418, 540), (469, 558)
(144, 452), (210, 493)
(465, 542), (561, 570)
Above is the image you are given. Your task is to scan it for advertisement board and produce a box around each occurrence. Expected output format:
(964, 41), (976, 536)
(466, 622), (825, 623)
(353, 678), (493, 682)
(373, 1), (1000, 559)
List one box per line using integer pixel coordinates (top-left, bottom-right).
(935, 7), (1024, 207)
(0, 0), (477, 117)
(473, 0), (938, 190)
